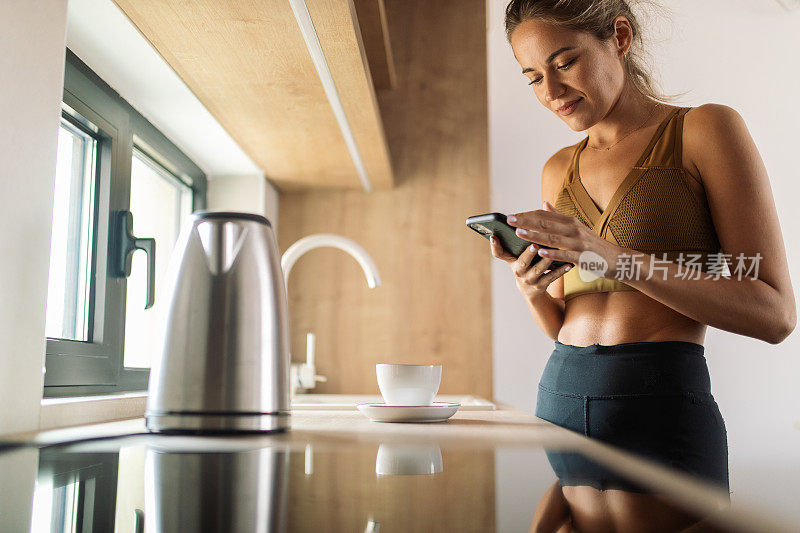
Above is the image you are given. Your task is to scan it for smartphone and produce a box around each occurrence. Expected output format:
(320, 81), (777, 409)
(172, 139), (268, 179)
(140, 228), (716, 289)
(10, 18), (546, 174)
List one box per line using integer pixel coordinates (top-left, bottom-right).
(466, 212), (571, 269)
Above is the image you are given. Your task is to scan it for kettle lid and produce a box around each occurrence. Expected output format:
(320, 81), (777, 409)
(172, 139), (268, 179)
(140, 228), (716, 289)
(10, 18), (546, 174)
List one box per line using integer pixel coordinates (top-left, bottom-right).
(192, 210), (272, 227)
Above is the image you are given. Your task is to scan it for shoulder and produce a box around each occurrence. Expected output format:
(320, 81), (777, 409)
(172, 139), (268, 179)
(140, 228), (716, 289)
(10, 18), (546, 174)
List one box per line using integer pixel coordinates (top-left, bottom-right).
(682, 103), (769, 205)
(684, 103), (746, 137)
(541, 143), (579, 203)
(683, 104), (750, 179)
(543, 144), (576, 173)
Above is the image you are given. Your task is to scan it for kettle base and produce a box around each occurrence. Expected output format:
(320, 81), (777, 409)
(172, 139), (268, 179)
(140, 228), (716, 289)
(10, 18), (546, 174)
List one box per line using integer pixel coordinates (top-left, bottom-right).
(145, 412), (290, 434)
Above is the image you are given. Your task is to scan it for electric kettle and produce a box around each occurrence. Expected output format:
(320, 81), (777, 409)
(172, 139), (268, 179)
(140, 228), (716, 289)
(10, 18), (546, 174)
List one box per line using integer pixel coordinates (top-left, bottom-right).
(146, 211), (290, 433)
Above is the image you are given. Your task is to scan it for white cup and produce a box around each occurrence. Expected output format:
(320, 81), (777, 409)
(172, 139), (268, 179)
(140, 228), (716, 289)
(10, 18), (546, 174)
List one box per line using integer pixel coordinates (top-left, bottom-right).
(376, 363), (442, 406)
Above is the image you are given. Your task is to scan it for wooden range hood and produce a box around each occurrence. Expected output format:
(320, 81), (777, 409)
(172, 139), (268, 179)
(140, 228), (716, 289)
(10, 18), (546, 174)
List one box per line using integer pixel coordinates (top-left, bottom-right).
(112, 0), (395, 191)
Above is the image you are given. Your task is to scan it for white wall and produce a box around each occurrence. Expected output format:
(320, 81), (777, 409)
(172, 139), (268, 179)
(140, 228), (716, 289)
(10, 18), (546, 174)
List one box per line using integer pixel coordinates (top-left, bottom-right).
(207, 174), (281, 232)
(488, 0), (800, 515)
(0, 449), (39, 531)
(0, 0), (69, 434)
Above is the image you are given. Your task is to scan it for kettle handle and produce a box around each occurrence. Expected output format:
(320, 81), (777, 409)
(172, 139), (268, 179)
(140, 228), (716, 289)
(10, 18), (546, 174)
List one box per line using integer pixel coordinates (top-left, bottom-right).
(114, 210), (156, 309)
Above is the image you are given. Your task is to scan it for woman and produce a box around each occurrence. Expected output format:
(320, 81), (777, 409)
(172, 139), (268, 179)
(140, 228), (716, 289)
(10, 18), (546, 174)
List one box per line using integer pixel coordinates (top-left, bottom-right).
(491, 0), (796, 530)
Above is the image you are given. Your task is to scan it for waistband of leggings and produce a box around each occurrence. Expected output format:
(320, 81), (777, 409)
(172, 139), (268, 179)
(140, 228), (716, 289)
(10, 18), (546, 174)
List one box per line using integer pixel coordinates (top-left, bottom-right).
(554, 340), (705, 357)
(542, 340), (711, 396)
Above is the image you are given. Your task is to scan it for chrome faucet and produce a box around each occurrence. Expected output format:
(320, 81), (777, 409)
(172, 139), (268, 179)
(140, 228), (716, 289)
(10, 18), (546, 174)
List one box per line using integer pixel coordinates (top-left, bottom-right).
(281, 234), (381, 396)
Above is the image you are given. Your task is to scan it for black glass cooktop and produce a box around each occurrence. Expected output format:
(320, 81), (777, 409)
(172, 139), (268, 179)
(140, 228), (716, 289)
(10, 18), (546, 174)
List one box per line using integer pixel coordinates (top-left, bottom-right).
(1, 431), (795, 533)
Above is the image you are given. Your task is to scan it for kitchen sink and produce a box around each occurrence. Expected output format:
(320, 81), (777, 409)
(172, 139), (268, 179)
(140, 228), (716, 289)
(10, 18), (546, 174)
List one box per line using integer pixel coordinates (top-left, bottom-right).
(290, 394), (496, 410)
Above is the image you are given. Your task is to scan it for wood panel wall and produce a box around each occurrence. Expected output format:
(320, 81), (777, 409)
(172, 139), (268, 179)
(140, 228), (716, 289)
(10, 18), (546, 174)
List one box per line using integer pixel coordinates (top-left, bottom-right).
(278, 0), (491, 397)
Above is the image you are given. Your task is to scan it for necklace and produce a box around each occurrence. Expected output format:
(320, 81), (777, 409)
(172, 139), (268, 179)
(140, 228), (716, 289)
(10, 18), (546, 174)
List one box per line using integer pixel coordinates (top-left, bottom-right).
(586, 103), (662, 151)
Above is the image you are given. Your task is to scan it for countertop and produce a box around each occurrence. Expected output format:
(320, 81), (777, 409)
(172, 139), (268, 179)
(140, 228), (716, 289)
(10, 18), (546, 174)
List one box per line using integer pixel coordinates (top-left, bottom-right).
(1, 405), (797, 532)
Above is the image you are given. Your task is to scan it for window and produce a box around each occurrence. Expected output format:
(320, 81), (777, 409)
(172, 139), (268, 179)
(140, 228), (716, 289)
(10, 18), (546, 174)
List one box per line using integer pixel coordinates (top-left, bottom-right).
(45, 116), (98, 342)
(44, 50), (206, 397)
(123, 148), (193, 369)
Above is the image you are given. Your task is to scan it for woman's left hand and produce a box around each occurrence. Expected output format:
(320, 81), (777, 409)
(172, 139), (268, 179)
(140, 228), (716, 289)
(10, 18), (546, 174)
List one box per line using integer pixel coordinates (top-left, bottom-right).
(506, 201), (627, 279)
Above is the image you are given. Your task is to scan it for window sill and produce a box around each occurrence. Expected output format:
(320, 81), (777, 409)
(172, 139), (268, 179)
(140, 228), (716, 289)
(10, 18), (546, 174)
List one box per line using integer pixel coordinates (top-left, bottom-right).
(40, 391), (147, 430)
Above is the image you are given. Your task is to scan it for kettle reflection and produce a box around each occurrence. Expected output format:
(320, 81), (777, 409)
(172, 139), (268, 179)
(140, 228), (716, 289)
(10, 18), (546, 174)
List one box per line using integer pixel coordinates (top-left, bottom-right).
(145, 446), (289, 532)
(375, 444), (443, 476)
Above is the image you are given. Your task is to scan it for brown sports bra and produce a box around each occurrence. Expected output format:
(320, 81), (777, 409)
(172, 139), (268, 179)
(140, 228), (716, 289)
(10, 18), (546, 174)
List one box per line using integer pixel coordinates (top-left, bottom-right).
(554, 106), (723, 301)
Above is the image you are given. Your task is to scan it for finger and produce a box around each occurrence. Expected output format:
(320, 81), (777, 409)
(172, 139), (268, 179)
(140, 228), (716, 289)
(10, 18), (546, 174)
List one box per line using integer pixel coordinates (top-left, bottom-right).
(506, 210), (573, 234)
(489, 235), (516, 262)
(517, 242), (538, 266)
(521, 252), (554, 282)
(540, 262), (574, 284)
(521, 258), (570, 288)
(514, 227), (580, 251)
(533, 254), (554, 274)
(513, 243), (540, 273)
(536, 247), (579, 265)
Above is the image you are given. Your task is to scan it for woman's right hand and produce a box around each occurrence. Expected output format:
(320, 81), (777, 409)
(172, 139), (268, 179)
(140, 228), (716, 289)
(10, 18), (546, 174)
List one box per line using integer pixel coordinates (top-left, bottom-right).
(490, 235), (572, 300)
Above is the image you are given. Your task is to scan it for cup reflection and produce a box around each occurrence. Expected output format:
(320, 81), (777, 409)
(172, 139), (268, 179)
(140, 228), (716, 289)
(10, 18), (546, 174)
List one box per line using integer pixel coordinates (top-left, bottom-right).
(375, 444), (443, 476)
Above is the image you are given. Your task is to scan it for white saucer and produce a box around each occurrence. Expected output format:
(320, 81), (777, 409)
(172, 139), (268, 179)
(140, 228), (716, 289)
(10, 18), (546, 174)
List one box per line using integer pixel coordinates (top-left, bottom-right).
(356, 402), (460, 423)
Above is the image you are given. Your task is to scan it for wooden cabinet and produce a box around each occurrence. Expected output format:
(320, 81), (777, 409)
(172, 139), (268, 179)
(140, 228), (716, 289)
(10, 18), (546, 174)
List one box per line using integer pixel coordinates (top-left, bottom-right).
(112, 0), (395, 191)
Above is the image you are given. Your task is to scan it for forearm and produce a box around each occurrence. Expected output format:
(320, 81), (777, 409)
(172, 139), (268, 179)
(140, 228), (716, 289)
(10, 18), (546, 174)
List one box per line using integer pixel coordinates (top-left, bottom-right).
(520, 287), (565, 341)
(620, 249), (794, 344)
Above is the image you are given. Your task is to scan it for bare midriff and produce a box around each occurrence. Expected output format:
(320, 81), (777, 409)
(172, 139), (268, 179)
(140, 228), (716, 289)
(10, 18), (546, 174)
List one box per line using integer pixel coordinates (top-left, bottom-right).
(563, 486), (706, 531)
(557, 290), (706, 347)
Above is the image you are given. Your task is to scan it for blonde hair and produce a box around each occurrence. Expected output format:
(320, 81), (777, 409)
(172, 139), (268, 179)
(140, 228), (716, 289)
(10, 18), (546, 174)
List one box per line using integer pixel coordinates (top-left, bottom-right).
(504, 0), (686, 104)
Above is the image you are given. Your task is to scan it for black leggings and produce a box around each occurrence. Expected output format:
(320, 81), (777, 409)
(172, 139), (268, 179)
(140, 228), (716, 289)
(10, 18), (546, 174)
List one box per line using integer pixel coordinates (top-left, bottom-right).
(535, 340), (730, 494)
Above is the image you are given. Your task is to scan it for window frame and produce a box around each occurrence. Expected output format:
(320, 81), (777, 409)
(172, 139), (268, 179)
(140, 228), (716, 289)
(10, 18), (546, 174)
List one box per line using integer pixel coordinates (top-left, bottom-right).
(35, 449), (119, 531)
(46, 114), (99, 343)
(44, 49), (206, 397)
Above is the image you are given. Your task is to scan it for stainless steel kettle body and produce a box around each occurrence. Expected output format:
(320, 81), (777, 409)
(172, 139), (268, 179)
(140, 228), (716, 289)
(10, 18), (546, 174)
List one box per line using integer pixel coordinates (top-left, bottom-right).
(146, 211), (290, 433)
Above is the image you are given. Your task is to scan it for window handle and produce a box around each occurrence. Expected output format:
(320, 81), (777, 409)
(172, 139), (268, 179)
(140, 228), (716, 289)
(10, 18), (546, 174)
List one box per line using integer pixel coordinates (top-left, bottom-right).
(115, 210), (156, 309)
(134, 509), (144, 533)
